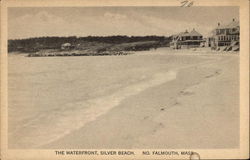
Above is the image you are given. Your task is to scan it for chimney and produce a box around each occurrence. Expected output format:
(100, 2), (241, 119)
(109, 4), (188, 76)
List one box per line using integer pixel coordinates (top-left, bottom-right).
(218, 22), (220, 26)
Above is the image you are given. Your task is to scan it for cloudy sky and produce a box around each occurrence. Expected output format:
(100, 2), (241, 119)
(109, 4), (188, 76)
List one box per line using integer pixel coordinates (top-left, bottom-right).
(8, 7), (238, 39)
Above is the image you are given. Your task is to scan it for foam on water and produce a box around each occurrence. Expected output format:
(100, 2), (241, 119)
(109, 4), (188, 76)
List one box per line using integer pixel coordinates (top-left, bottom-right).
(9, 70), (177, 148)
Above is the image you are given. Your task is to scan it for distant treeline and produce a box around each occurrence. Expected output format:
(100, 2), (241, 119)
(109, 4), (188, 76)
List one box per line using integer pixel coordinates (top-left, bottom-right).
(8, 36), (171, 53)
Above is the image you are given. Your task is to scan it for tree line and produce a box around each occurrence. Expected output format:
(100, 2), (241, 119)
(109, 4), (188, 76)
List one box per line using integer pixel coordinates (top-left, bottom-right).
(8, 35), (171, 53)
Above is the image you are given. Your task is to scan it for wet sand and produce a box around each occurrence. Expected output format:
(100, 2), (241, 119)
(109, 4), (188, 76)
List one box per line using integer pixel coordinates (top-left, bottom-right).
(39, 52), (239, 149)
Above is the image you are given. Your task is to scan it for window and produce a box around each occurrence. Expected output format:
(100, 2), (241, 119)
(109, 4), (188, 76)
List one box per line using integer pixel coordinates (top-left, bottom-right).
(216, 29), (220, 35)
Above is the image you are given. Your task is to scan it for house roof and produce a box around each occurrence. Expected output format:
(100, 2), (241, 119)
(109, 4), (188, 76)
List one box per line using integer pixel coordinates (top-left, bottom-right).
(216, 20), (239, 29)
(187, 29), (203, 37)
(179, 29), (202, 37)
(172, 29), (203, 39)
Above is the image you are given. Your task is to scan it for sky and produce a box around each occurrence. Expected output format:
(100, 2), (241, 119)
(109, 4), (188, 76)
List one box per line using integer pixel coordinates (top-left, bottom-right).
(8, 7), (239, 40)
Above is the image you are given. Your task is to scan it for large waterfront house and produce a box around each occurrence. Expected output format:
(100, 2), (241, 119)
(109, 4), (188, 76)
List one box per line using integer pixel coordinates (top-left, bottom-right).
(208, 19), (239, 51)
(170, 29), (204, 49)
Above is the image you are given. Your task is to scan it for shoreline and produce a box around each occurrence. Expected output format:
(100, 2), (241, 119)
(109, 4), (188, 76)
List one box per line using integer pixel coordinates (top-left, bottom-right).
(8, 47), (240, 57)
(40, 54), (239, 149)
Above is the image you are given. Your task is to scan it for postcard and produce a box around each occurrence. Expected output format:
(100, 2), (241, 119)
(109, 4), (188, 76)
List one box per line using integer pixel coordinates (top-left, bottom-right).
(1, 0), (249, 159)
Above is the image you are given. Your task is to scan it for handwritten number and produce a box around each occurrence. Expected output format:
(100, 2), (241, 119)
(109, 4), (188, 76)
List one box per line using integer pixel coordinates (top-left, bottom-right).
(178, 0), (194, 7)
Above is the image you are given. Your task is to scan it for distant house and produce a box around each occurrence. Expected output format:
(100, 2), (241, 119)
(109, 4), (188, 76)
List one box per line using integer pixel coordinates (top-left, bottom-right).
(61, 43), (72, 50)
(209, 19), (239, 50)
(170, 29), (204, 49)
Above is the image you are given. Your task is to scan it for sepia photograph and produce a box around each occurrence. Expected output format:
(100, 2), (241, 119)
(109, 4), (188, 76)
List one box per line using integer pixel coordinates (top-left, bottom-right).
(1, 0), (249, 159)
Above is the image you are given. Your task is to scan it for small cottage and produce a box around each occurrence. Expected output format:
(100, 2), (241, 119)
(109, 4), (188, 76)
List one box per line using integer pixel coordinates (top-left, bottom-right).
(61, 43), (72, 50)
(170, 29), (204, 49)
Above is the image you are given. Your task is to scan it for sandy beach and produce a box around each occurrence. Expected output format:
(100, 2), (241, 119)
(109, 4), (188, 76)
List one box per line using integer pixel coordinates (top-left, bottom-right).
(8, 48), (239, 149)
